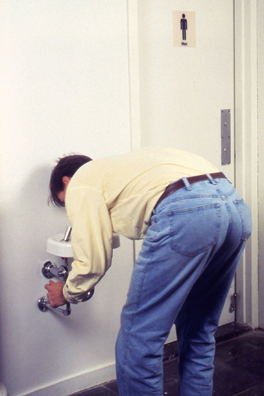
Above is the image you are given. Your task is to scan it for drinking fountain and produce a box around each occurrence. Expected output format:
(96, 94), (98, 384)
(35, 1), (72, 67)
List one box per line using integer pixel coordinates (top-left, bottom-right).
(38, 226), (120, 316)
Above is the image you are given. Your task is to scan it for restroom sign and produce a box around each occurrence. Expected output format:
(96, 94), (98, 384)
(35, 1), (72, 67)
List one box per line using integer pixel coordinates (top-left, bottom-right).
(173, 11), (196, 47)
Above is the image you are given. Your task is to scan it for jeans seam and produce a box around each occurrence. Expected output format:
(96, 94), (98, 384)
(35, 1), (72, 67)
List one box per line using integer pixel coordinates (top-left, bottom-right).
(233, 200), (252, 241)
(121, 249), (153, 395)
(178, 299), (191, 396)
(224, 202), (233, 242)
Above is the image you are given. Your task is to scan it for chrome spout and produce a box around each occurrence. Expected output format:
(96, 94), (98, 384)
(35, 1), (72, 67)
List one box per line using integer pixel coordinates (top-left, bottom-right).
(62, 226), (72, 242)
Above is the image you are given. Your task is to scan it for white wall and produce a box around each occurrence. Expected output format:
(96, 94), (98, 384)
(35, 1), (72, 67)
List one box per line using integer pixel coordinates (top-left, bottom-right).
(0, 2), (133, 395)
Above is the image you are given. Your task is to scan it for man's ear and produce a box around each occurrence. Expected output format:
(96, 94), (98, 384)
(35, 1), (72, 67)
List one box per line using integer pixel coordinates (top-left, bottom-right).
(62, 176), (71, 186)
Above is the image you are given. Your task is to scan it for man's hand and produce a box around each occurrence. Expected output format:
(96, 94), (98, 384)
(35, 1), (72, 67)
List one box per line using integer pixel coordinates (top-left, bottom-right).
(44, 280), (67, 308)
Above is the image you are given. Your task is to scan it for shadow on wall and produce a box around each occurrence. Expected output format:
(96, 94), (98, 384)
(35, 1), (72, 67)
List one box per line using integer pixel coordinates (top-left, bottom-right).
(0, 164), (67, 258)
(0, 164), (69, 391)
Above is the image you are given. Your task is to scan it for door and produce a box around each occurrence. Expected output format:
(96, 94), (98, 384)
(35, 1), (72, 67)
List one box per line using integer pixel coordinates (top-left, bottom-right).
(132, 0), (235, 339)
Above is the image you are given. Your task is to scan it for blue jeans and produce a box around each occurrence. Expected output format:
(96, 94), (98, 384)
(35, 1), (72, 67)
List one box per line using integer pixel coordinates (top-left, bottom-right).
(115, 177), (252, 396)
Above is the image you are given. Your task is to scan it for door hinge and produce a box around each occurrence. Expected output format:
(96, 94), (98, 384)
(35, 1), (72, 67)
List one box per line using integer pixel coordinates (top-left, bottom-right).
(221, 109), (231, 165)
(229, 292), (237, 313)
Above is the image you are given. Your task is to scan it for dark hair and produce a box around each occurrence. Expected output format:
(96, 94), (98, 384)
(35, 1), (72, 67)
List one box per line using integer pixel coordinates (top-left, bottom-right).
(49, 154), (92, 207)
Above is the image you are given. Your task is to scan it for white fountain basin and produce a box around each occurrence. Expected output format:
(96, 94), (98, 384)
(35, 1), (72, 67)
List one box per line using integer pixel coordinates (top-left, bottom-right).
(46, 232), (120, 258)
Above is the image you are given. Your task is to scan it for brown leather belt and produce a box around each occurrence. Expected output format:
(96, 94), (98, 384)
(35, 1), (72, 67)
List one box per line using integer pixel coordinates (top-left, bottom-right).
(154, 172), (226, 209)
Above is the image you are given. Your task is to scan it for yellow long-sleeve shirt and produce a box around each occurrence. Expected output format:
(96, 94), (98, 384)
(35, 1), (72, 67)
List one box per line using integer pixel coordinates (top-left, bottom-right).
(63, 147), (218, 304)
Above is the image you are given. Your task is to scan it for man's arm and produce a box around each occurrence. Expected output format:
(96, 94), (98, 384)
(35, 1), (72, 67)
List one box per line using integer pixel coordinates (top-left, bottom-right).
(61, 186), (113, 304)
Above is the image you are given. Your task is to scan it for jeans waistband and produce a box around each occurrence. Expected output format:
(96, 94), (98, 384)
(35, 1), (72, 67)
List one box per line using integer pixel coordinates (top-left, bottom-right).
(154, 172), (226, 210)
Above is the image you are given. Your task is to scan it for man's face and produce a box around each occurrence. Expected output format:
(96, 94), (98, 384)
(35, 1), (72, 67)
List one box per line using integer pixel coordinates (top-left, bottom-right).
(57, 176), (71, 204)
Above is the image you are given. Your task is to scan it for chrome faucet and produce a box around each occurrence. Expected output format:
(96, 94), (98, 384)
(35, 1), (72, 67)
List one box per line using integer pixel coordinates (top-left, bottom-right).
(38, 226), (95, 316)
(38, 255), (94, 315)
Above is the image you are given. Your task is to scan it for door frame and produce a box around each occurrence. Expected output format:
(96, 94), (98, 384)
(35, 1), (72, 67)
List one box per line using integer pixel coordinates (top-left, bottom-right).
(234, 0), (259, 328)
(257, 0), (264, 329)
(127, 0), (260, 328)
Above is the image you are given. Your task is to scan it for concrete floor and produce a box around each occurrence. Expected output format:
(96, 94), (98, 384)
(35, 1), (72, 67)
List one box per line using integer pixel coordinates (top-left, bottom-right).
(71, 323), (264, 396)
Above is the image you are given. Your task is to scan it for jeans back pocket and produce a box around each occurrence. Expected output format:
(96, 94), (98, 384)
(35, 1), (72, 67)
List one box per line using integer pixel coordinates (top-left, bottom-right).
(167, 203), (221, 257)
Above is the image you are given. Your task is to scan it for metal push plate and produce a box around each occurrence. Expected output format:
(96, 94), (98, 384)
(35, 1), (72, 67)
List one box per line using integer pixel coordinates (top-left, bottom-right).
(221, 109), (231, 165)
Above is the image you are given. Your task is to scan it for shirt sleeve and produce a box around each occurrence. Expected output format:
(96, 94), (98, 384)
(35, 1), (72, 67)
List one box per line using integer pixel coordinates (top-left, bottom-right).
(63, 186), (113, 304)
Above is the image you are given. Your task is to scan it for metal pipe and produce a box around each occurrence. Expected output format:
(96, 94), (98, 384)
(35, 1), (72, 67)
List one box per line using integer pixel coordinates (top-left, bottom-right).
(38, 296), (71, 316)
